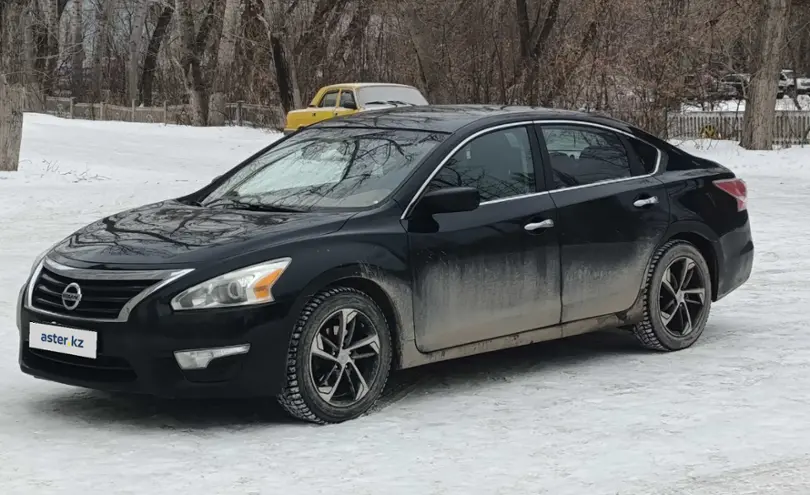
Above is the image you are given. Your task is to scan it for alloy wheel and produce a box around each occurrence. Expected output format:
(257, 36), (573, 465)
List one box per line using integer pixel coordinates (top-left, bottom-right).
(309, 308), (382, 407)
(658, 256), (707, 337)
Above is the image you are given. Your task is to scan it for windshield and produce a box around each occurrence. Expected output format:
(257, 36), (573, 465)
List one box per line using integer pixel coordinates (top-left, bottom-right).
(201, 128), (446, 211)
(357, 86), (429, 106)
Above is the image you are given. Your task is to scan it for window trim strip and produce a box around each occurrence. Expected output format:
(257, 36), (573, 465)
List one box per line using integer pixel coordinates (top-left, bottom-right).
(400, 119), (663, 219)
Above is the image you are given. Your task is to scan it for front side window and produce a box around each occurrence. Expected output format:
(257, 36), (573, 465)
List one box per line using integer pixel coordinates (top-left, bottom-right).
(318, 90), (339, 108)
(426, 127), (535, 202)
(541, 125), (632, 189)
(202, 128), (447, 210)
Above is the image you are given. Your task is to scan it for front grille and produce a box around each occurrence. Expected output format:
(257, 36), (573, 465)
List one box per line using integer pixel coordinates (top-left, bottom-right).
(31, 266), (160, 320)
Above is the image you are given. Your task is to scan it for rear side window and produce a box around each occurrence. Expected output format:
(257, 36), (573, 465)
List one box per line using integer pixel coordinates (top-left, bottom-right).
(628, 138), (659, 174)
(540, 126), (632, 189)
(339, 91), (356, 108)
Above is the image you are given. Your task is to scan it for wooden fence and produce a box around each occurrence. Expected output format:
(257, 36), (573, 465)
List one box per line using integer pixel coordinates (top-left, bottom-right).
(42, 97), (286, 129)
(667, 111), (810, 145)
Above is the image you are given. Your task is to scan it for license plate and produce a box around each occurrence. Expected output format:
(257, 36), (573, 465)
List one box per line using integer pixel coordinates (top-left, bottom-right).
(28, 322), (98, 359)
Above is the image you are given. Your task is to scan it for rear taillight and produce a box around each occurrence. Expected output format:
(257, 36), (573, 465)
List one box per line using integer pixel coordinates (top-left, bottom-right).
(713, 178), (747, 211)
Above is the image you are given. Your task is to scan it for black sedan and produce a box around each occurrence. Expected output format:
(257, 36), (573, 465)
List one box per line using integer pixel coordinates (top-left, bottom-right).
(16, 106), (754, 424)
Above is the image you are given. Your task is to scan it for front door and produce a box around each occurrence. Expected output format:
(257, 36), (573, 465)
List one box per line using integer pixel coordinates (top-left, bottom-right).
(406, 125), (562, 353)
(309, 89), (340, 124)
(535, 122), (671, 323)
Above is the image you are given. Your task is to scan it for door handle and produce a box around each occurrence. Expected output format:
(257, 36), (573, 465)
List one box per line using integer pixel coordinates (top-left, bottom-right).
(633, 196), (659, 208)
(524, 219), (554, 231)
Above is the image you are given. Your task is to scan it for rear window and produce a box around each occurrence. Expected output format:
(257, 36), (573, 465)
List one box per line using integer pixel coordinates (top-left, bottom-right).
(357, 86), (429, 106)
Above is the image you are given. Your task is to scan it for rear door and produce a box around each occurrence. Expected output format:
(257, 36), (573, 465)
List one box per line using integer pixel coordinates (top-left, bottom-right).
(406, 124), (561, 353)
(535, 122), (670, 323)
(334, 89), (358, 117)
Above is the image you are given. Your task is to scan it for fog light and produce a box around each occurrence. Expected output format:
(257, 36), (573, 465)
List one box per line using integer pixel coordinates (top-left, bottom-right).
(173, 344), (250, 370)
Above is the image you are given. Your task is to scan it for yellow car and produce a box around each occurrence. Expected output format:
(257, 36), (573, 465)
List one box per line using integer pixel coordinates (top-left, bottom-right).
(282, 82), (428, 134)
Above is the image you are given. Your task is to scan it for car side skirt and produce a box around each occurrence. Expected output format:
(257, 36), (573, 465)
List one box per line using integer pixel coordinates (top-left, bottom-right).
(396, 289), (647, 370)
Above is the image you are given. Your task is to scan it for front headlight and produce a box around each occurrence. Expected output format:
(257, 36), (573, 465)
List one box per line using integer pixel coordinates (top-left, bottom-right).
(170, 258), (291, 311)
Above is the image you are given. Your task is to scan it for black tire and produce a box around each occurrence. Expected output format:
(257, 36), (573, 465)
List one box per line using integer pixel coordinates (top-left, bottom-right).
(276, 287), (393, 424)
(632, 240), (713, 351)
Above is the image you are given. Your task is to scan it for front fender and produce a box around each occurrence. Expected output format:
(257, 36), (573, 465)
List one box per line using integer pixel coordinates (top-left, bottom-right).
(270, 240), (416, 368)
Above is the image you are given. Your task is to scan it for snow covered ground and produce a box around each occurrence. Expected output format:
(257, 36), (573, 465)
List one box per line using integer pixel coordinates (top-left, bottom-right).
(2, 114), (810, 494)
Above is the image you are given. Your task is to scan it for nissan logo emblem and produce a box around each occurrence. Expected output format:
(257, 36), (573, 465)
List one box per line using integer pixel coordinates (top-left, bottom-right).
(61, 282), (83, 311)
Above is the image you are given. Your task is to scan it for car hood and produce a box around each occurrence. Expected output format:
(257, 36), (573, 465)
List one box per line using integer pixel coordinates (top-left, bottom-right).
(50, 200), (354, 268)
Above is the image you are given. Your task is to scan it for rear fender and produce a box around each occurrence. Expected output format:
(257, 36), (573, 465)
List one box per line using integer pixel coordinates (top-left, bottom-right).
(662, 221), (723, 300)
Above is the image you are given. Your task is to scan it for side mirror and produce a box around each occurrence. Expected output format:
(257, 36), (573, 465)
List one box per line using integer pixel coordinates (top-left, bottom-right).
(342, 101), (358, 110)
(211, 174), (222, 184)
(416, 187), (480, 215)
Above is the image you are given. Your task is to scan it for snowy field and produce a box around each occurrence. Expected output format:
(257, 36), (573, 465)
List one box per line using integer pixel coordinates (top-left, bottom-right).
(2, 114), (810, 494)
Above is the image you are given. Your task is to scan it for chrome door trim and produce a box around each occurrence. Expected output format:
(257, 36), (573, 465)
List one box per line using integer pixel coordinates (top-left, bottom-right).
(400, 119), (663, 219)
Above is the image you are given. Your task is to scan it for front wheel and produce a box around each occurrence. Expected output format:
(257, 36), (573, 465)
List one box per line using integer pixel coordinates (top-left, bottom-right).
(632, 240), (713, 351)
(276, 287), (393, 424)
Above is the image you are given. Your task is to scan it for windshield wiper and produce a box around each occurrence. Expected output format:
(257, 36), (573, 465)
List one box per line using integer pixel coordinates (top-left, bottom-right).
(203, 197), (306, 213)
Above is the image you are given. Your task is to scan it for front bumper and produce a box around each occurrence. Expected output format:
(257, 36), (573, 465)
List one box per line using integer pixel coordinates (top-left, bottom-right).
(17, 291), (296, 399)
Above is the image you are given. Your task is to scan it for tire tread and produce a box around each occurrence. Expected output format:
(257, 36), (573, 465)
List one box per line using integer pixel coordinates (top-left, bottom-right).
(632, 239), (693, 351)
(276, 286), (391, 424)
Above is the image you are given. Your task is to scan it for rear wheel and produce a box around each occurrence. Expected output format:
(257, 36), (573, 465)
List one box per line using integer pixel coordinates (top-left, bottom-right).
(632, 240), (712, 351)
(276, 287), (392, 424)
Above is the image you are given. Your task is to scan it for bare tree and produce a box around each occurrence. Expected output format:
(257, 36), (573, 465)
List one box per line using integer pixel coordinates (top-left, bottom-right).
(69, 0), (84, 99)
(1, 0), (26, 172)
(398, 2), (450, 103)
(129, 0), (151, 105)
(90, 0), (116, 101)
(175, 0), (226, 125)
(209, 0), (243, 125)
(4, 0), (792, 142)
(258, 0), (302, 113)
(740, 0), (791, 150)
(175, 0), (206, 124)
(140, 2), (174, 106)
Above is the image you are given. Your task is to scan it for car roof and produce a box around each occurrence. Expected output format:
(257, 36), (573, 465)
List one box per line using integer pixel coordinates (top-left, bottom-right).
(321, 82), (418, 90)
(312, 104), (637, 134)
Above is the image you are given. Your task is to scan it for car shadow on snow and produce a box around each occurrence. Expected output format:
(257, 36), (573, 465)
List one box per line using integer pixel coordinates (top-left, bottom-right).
(397, 327), (652, 395)
(26, 389), (300, 431)
(24, 328), (663, 429)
